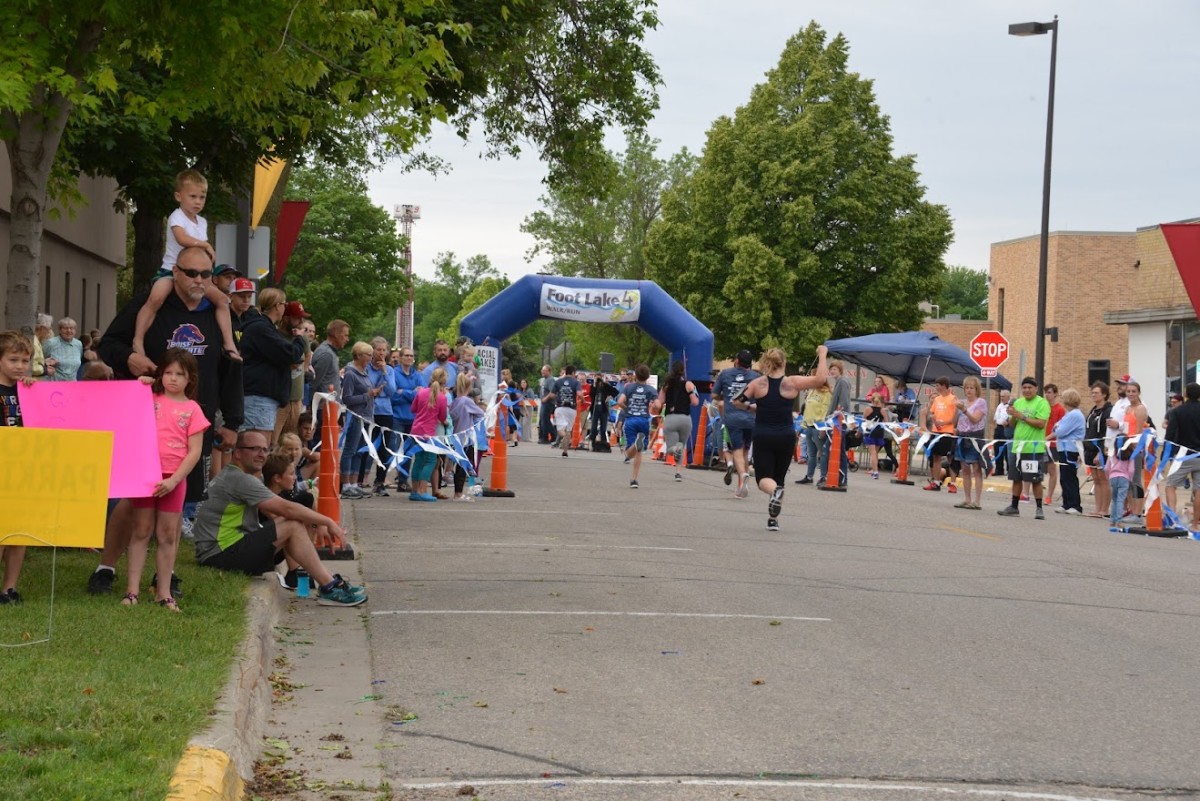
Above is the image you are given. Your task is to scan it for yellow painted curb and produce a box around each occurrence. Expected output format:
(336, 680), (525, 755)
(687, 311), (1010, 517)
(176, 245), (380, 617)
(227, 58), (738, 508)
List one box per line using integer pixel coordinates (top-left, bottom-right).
(165, 745), (245, 801)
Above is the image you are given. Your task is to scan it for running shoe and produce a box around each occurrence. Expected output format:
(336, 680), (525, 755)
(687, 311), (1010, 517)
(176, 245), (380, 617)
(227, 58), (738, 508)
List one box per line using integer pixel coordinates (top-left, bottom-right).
(724, 463), (735, 486)
(87, 567), (116, 595)
(922, 481), (940, 491)
(630, 480), (639, 489)
(150, 572), (184, 599)
(317, 576), (367, 607)
(674, 472), (682, 482)
(1034, 507), (1045, 520)
(768, 487), (784, 518)
(795, 476), (813, 485)
(947, 483), (958, 494)
(997, 506), (1019, 517)
(766, 518), (780, 532)
(373, 484), (390, 497)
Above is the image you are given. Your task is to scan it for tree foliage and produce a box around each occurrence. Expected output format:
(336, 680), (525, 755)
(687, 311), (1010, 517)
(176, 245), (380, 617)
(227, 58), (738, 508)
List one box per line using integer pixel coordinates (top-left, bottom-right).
(1, 0), (662, 329)
(935, 265), (988, 320)
(281, 165), (406, 340)
(644, 23), (953, 361)
(522, 132), (695, 370)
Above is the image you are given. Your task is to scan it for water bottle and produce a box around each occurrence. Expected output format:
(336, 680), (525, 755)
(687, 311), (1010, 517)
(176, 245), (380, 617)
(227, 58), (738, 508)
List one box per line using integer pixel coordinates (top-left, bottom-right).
(295, 568), (310, 598)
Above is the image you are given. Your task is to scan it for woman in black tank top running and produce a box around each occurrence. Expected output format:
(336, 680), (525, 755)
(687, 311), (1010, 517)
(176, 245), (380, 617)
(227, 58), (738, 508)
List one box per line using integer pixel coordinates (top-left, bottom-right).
(734, 345), (829, 532)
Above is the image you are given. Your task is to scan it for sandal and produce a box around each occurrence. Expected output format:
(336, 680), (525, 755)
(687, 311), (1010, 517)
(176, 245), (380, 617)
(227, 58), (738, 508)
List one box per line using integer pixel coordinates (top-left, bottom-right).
(120, 592), (138, 606)
(967, 503), (982, 510)
(953, 501), (971, 509)
(157, 597), (181, 613)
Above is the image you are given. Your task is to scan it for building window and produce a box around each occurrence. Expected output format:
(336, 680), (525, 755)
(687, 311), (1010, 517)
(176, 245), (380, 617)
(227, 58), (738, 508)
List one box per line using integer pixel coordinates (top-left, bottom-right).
(64, 271), (71, 319)
(1173, 320), (1200, 393)
(997, 288), (1005, 332)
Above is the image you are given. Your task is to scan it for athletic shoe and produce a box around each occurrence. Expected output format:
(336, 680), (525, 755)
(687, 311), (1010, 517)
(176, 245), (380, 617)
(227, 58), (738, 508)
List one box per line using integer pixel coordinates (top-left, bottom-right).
(735, 482), (749, 499)
(724, 463), (735, 486)
(766, 518), (780, 532)
(408, 492), (437, 502)
(1117, 514), (1142, 526)
(997, 506), (1019, 516)
(768, 487), (784, 518)
(180, 516), (195, 540)
(674, 472), (682, 482)
(276, 570), (298, 591)
(630, 480), (639, 489)
(0, 588), (21, 605)
(562, 451), (569, 458)
(1034, 508), (1045, 520)
(623, 456), (631, 465)
(87, 567), (116, 595)
(795, 476), (813, 485)
(373, 485), (390, 497)
(947, 483), (958, 494)
(922, 481), (940, 491)
(1064, 508), (1082, 515)
(871, 471), (879, 479)
(317, 577), (367, 607)
(340, 486), (364, 499)
(150, 572), (184, 599)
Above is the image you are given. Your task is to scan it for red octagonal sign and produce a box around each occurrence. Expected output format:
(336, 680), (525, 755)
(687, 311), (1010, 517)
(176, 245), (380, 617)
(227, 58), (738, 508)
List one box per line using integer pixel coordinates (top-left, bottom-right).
(969, 330), (1010, 375)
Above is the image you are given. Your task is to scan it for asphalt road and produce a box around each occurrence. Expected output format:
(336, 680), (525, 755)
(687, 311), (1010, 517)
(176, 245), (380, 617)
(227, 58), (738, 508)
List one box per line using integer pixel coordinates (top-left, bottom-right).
(272, 443), (1200, 801)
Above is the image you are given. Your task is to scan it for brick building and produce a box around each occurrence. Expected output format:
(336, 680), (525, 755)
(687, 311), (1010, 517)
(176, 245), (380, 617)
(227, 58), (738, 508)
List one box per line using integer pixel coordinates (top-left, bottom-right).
(990, 220), (1198, 425)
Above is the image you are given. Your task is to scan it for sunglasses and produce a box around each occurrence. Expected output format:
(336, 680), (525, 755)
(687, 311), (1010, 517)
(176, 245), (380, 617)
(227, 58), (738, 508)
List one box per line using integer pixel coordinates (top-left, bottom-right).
(236, 445), (270, 454)
(177, 267), (213, 279)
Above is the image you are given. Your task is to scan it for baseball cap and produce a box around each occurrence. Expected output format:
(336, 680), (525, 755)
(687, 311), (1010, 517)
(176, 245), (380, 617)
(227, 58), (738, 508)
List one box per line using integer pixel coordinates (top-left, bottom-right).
(230, 278), (255, 294)
(213, 263), (242, 277)
(736, 349), (753, 366)
(283, 300), (312, 318)
(1116, 374), (1134, 384)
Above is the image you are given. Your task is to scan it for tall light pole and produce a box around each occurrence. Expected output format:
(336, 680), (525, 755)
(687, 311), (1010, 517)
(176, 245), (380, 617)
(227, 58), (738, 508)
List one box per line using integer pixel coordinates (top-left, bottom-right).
(392, 204), (420, 349)
(1009, 16), (1058, 388)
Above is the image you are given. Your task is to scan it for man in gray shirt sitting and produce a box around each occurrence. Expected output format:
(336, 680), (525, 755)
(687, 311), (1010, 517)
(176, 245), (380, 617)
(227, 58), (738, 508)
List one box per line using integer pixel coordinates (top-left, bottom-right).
(193, 430), (366, 607)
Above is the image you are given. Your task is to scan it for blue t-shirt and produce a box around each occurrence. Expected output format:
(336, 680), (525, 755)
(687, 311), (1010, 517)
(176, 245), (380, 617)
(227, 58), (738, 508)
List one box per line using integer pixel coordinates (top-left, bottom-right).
(552, 376), (581, 408)
(712, 366), (760, 428)
(620, 383), (655, 418)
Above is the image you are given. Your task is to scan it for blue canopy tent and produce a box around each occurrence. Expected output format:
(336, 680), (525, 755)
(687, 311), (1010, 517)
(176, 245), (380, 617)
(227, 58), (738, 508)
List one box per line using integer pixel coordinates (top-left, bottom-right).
(823, 331), (1012, 391)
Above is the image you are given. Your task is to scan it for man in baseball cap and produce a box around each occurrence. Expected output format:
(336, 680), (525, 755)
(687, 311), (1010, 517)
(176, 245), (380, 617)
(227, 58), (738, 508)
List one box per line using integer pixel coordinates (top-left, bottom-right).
(212, 263), (243, 295)
(229, 278), (255, 325)
(283, 301), (312, 319)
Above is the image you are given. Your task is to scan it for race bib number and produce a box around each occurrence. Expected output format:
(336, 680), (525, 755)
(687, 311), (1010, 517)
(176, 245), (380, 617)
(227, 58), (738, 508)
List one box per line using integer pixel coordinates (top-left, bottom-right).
(1020, 459), (1040, 474)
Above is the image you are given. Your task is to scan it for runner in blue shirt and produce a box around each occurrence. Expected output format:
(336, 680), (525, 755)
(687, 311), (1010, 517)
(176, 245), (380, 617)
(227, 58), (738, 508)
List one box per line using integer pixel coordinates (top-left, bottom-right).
(616, 364), (657, 489)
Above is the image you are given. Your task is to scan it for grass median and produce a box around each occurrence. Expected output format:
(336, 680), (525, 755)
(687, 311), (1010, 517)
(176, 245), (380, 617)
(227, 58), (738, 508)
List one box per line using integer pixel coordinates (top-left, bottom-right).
(0, 547), (250, 801)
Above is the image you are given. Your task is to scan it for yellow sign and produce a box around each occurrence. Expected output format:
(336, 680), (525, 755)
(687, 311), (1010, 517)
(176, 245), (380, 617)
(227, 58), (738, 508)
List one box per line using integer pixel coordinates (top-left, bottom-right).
(0, 428), (111, 547)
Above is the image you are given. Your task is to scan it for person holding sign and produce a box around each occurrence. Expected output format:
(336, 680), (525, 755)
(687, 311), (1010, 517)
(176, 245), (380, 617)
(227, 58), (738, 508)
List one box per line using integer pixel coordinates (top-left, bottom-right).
(123, 349), (210, 611)
(997, 377), (1051, 520)
(0, 330), (35, 604)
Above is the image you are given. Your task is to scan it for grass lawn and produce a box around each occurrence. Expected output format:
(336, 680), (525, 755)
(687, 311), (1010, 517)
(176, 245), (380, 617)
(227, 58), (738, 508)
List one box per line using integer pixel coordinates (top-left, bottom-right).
(0, 546), (250, 801)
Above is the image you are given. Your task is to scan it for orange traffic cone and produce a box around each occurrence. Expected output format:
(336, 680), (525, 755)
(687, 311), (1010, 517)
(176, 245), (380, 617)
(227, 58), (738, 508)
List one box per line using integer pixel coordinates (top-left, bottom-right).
(687, 404), (708, 470)
(1128, 448), (1185, 536)
(315, 399), (352, 558)
(819, 415), (847, 493)
(890, 427), (914, 486)
(484, 416), (515, 498)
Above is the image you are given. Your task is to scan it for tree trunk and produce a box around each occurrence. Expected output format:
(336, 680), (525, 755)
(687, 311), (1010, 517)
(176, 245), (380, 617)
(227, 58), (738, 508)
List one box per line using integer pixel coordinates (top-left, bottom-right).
(3, 92), (72, 333)
(131, 208), (166, 295)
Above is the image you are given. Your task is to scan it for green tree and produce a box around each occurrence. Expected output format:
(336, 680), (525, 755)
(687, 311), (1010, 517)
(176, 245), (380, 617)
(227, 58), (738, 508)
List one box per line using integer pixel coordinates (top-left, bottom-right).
(281, 165), (406, 339)
(522, 132), (696, 369)
(1, 0), (662, 330)
(644, 23), (953, 361)
(936, 265), (988, 320)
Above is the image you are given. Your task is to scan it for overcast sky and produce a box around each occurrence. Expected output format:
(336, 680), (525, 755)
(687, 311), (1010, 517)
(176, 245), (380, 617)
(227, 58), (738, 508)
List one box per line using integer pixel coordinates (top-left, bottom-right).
(367, 0), (1198, 282)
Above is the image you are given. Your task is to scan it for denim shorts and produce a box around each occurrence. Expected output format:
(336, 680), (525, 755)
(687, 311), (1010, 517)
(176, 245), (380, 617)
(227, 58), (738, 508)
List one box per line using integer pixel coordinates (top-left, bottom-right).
(240, 394), (280, 431)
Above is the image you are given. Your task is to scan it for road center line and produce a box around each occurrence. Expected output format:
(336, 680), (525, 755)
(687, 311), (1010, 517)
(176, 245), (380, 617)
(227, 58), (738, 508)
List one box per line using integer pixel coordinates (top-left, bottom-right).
(371, 610), (830, 621)
(395, 777), (1125, 800)
(399, 541), (694, 552)
(938, 524), (1001, 541)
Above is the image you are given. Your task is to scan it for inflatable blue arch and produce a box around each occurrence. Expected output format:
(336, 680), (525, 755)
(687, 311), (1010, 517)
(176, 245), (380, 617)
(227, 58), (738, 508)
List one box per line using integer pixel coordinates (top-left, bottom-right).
(459, 275), (714, 382)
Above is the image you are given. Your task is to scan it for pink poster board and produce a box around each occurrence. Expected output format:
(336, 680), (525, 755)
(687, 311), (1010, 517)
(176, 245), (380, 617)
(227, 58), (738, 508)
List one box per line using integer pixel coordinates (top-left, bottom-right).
(18, 380), (161, 498)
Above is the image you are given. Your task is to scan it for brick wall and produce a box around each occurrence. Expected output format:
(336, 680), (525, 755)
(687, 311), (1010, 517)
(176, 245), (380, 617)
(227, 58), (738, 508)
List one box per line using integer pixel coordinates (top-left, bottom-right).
(921, 318), (995, 353)
(1133, 225), (1189, 309)
(989, 231), (1134, 394)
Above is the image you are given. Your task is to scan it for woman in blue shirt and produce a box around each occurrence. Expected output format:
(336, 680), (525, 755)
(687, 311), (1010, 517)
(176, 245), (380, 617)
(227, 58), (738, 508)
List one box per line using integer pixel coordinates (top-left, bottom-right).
(389, 346), (425, 492)
(1050, 387), (1086, 515)
(362, 337), (398, 495)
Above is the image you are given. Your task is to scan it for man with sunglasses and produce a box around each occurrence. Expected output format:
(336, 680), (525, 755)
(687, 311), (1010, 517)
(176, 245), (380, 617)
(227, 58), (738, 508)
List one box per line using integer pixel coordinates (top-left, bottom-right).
(88, 246), (245, 595)
(192, 431), (366, 606)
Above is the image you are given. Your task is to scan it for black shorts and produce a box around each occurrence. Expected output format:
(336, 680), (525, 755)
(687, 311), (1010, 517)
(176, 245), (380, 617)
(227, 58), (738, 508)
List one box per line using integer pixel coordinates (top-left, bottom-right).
(1007, 451), (1046, 483)
(200, 522), (285, 576)
(929, 435), (956, 457)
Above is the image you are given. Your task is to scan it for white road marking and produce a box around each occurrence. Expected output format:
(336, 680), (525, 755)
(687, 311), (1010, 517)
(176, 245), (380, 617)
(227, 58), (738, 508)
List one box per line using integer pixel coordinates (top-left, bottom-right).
(371, 610), (830, 621)
(395, 777), (1125, 800)
(400, 541), (693, 552)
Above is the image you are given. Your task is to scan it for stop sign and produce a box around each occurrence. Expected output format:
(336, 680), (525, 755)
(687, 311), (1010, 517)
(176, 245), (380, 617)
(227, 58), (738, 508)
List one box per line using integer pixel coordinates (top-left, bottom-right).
(969, 330), (1010, 372)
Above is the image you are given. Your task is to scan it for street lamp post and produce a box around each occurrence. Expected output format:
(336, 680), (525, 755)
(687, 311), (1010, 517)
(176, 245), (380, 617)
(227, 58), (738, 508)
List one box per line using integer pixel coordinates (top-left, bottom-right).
(1009, 17), (1058, 388)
